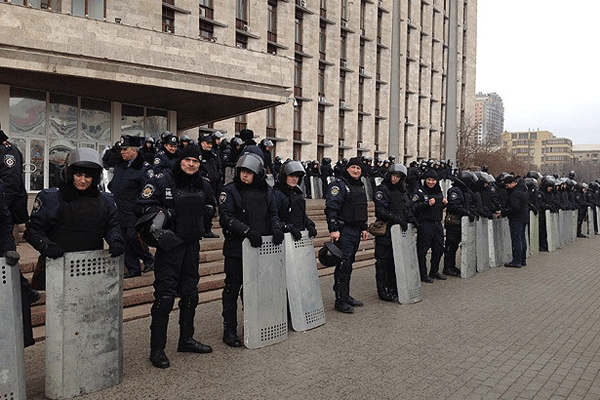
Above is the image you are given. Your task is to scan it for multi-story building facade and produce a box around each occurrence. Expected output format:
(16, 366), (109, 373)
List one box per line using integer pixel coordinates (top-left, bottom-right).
(573, 144), (600, 166)
(501, 130), (573, 173)
(475, 92), (503, 145)
(0, 0), (476, 193)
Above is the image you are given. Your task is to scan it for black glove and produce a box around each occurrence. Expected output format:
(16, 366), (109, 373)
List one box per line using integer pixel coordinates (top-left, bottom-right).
(468, 213), (475, 223)
(399, 219), (408, 231)
(290, 227), (303, 241)
(43, 242), (65, 259)
(108, 241), (125, 258)
(3, 250), (20, 266)
(409, 216), (419, 229)
(307, 225), (318, 238)
(272, 227), (285, 245)
(246, 230), (263, 248)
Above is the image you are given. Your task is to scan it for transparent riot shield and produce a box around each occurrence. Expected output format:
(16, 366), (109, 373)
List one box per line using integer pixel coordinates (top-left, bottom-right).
(390, 224), (422, 304)
(546, 210), (557, 252)
(361, 177), (373, 201)
(500, 217), (513, 264)
(572, 210), (578, 244)
(0, 258), (26, 400)
(491, 217), (504, 267)
(596, 207), (600, 236)
(224, 166), (235, 184)
(374, 177), (383, 186)
(529, 211), (539, 257)
(557, 210), (565, 249)
(476, 218), (490, 272)
(242, 236), (287, 349)
(265, 174), (275, 187)
(285, 232), (325, 331)
(487, 217), (499, 268)
(310, 176), (323, 199)
(587, 207), (595, 237)
(460, 217), (477, 278)
(45, 250), (123, 400)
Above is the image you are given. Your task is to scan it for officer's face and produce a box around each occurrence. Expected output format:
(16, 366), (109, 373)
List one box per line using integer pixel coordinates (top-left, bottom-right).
(165, 143), (178, 154)
(347, 165), (362, 180)
(180, 157), (200, 175)
(120, 147), (138, 161)
(426, 177), (437, 188)
(286, 174), (299, 187)
(391, 173), (403, 185)
(201, 141), (212, 151)
(73, 172), (93, 191)
(240, 168), (254, 184)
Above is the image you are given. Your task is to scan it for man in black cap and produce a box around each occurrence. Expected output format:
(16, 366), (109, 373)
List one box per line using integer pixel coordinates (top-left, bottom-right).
(236, 129), (264, 162)
(501, 175), (529, 268)
(137, 144), (216, 368)
(154, 132), (180, 174)
(108, 135), (155, 278)
(325, 157), (369, 313)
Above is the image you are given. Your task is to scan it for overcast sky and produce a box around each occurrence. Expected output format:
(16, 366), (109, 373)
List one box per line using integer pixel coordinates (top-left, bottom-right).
(476, 1), (600, 145)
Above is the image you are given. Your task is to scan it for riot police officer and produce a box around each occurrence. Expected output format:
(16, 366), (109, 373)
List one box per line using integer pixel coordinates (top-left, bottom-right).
(218, 153), (284, 347)
(325, 157), (369, 313)
(373, 163), (414, 301)
(0, 128), (29, 226)
(412, 169), (447, 282)
(273, 160), (318, 240)
(25, 148), (124, 290)
(136, 145), (216, 368)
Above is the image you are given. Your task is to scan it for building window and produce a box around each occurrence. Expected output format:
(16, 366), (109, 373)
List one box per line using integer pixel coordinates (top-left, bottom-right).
(235, 114), (247, 133)
(340, 34), (347, 63)
(236, 35), (248, 49)
(341, 0), (348, 24)
(72, 0), (106, 20)
(319, 23), (327, 60)
(295, 15), (303, 51)
(266, 107), (276, 138)
(339, 71), (346, 101)
(318, 67), (326, 97)
(199, 0), (214, 19)
(317, 106), (325, 140)
(294, 59), (303, 97)
(237, 0), (248, 24)
(268, 1), (278, 42)
(163, 6), (175, 33)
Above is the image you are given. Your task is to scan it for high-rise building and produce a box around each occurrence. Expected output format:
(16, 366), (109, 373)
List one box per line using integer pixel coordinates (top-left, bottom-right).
(475, 92), (504, 145)
(501, 130), (573, 173)
(0, 0), (476, 192)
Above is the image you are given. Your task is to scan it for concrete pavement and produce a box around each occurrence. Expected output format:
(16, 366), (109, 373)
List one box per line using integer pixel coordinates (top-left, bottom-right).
(22, 233), (600, 399)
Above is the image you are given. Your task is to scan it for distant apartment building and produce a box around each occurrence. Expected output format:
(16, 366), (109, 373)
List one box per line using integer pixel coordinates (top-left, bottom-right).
(501, 130), (573, 173)
(0, 0), (476, 193)
(573, 145), (600, 166)
(475, 92), (504, 145)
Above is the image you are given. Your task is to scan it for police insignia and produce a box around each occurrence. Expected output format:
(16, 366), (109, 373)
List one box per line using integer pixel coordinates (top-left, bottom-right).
(4, 154), (16, 168)
(330, 186), (340, 196)
(412, 194), (419, 202)
(219, 192), (227, 204)
(450, 192), (458, 200)
(141, 184), (155, 199)
(154, 157), (160, 165)
(32, 196), (42, 214)
(147, 169), (154, 179)
(375, 191), (383, 200)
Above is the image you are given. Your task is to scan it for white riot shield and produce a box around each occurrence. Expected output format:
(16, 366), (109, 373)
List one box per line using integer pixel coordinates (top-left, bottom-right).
(557, 210), (565, 249)
(361, 177), (373, 201)
(224, 167), (235, 184)
(572, 210), (578, 244)
(587, 207), (595, 236)
(374, 177), (383, 186)
(390, 224), (422, 304)
(487, 217), (499, 268)
(310, 176), (323, 199)
(476, 218), (490, 272)
(440, 179), (451, 197)
(529, 211), (539, 256)
(326, 176), (335, 185)
(500, 217), (512, 264)
(242, 236), (287, 349)
(285, 232), (325, 331)
(460, 217), (477, 278)
(45, 250), (123, 400)
(545, 210), (556, 252)
(596, 207), (600, 235)
(0, 259), (26, 400)
(266, 173), (275, 187)
(492, 217), (504, 267)
(552, 212), (560, 248)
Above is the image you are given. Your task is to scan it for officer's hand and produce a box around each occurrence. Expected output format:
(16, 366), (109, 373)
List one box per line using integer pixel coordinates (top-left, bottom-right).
(272, 227), (285, 245)
(409, 216), (419, 229)
(3, 250), (20, 266)
(44, 243), (65, 259)
(109, 242), (125, 258)
(246, 230), (263, 248)
(204, 204), (215, 217)
(361, 230), (369, 240)
(290, 227), (303, 241)
(330, 231), (340, 241)
(399, 219), (408, 231)
(428, 198), (435, 206)
(468, 213), (475, 223)
(307, 225), (318, 238)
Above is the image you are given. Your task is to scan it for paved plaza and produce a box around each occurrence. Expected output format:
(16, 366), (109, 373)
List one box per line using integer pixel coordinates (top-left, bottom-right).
(22, 233), (600, 400)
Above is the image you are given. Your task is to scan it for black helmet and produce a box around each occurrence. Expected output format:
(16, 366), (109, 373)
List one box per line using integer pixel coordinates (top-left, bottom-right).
(318, 242), (343, 267)
(65, 147), (103, 184)
(526, 171), (542, 180)
(458, 171), (477, 189)
(387, 163), (407, 177)
(232, 137), (243, 147)
(322, 157), (332, 164)
(523, 177), (538, 190)
(180, 134), (191, 143)
(259, 138), (274, 148)
(145, 136), (155, 144)
(235, 152), (265, 182)
(541, 175), (556, 189)
(278, 160), (305, 183)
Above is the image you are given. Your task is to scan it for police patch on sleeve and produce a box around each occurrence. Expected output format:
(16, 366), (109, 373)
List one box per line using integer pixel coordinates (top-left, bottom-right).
(141, 184), (155, 199)
(4, 154), (16, 168)
(375, 191), (384, 201)
(32, 196), (42, 214)
(412, 194), (420, 202)
(330, 186), (340, 196)
(147, 169), (154, 179)
(153, 157), (161, 165)
(219, 191), (227, 204)
(450, 192), (458, 200)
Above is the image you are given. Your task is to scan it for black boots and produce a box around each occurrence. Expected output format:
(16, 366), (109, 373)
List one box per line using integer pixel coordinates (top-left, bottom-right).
(222, 308), (243, 347)
(150, 296), (174, 369)
(375, 262), (397, 302)
(333, 272), (361, 313)
(178, 294), (213, 354)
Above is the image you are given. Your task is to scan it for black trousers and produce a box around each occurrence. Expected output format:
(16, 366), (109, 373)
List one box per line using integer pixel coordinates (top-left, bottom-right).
(417, 220), (444, 276)
(153, 240), (200, 298)
(443, 225), (461, 271)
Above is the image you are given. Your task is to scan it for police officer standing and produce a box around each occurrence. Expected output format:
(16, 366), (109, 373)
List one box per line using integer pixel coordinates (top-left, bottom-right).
(325, 157), (369, 313)
(218, 153), (284, 347)
(136, 145), (216, 368)
(153, 132), (180, 174)
(412, 169), (447, 282)
(108, 135), (155, 278)
(0, 128), (29, 227)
